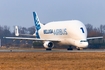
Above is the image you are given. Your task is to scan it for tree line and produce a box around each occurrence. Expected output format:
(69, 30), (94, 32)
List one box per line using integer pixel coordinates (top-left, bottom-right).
(0, 26), (35, 47)
(0, 24), (105, 49)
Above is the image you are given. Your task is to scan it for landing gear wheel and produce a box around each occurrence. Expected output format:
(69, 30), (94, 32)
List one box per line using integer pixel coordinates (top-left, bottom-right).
(46, 48), (52, 51)
(67, 46), (73, 50)
(77, 48), (80, 50)
(77, 47), (83, 50)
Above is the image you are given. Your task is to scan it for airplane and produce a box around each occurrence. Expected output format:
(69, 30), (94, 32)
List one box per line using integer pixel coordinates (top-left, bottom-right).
(4, 12), (103, 50)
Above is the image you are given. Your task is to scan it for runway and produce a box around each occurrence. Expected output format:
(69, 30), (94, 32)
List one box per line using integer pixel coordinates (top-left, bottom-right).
(0, 49), (105, 52)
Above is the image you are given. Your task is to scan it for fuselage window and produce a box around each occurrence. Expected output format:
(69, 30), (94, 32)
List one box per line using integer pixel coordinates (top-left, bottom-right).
(80, 27), (84, 33)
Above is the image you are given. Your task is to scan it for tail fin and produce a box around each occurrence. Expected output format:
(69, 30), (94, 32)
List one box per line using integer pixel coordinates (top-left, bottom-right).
(15, 26), (19, 36)
(33, 12), (42, 38)
(33, 12), (42, 31)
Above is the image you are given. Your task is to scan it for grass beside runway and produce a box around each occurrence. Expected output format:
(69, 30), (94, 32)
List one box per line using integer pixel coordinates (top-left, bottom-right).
(0, 52), (105, 70)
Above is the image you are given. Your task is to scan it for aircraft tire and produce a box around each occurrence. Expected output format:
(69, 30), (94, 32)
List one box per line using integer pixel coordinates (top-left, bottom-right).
(46, 48), (52, 51)
(77, 48), (80, 50)
(67, 47), (73, 50)
(77, 48), (83, 50)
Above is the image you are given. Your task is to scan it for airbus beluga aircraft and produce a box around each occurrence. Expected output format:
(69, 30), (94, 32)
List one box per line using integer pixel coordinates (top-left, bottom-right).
(4, 12), (103, 50)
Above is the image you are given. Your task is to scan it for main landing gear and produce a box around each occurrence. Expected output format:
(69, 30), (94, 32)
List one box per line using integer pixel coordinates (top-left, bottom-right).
(46, 48), (52, 51)
(67, 46), (73, 50)
(67, 46), (83, 50)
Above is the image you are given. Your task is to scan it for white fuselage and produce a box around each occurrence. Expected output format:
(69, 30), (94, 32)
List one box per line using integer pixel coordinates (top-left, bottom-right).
(38, 20), (88, 48)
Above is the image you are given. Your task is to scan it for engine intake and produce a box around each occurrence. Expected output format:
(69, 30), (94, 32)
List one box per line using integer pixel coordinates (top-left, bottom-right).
(43, 41), (54, 49)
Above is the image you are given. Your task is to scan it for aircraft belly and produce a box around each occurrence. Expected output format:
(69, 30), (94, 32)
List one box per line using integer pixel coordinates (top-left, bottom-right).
(59, 39), (75, 45)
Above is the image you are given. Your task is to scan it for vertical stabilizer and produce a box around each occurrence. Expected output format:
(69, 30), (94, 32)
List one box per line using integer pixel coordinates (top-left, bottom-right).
(15, 26), (19, 36)
(33, 12), (42, 38)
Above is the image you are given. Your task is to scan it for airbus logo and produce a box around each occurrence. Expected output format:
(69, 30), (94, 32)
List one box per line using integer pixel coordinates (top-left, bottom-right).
(43, 28), (67, 35)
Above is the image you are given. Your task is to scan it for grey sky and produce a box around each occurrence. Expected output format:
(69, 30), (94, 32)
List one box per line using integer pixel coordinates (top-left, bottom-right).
(0, 0), (105, 31)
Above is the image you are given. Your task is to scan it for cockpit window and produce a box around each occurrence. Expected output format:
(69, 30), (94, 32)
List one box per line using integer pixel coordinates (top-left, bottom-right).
(80, 40), (87, 42)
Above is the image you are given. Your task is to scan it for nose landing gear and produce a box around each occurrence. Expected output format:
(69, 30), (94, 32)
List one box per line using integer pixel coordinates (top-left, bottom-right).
(67, 46), (83, 50)
(77, 47), (83, 50)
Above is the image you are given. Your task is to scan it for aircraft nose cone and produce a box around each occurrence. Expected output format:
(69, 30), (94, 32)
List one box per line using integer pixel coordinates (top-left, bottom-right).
(75, 41), (89, 48)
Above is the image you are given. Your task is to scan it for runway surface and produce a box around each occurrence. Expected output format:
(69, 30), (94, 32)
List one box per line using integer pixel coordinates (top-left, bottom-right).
(0, 49), (105, 52)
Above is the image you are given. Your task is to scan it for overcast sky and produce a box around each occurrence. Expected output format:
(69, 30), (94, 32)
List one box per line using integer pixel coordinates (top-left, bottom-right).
(0, 0), (105, 31)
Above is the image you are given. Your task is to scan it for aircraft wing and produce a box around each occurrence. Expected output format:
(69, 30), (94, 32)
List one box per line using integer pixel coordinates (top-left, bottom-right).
(19, 34), (36, 37)
(3, 37), (60, 42)
(87, 36), (103, 40)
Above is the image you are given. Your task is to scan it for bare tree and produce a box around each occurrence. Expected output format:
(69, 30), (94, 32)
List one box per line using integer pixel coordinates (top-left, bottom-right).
(18, 26), (28, 34)
(27, 26), (35, 34)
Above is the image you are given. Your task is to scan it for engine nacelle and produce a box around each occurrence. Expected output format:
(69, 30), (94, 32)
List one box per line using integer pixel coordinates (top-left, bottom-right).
(43, 41), (54, 49)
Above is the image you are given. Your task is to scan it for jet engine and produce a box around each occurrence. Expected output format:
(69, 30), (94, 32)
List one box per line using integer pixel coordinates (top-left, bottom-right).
(43, 41), (54, 49)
